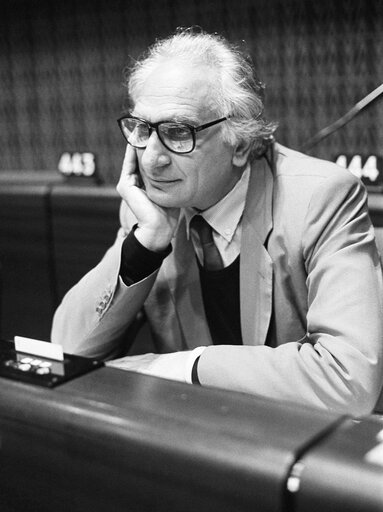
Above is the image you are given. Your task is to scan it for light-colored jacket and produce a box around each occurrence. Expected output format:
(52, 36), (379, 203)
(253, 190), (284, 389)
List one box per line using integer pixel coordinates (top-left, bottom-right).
(52, 144), (383, 416)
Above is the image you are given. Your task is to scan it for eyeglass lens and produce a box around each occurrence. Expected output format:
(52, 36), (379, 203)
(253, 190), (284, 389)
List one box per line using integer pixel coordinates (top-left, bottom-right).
(120, 118), (194, 153)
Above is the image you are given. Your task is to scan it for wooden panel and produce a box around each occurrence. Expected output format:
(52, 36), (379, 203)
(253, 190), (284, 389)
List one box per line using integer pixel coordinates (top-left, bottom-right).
(368, 194), (383, 227)
(50, 185), (120, 301)
(0, 184), (55, 340)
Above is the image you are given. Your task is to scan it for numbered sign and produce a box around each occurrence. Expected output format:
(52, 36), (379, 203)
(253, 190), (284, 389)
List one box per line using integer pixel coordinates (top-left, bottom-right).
(58, 152), (97, 178)
(335, 154), (383, 189)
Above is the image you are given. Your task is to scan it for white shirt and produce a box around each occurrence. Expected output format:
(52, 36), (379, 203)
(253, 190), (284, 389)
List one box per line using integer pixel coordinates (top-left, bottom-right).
(184, 164), (250, 267)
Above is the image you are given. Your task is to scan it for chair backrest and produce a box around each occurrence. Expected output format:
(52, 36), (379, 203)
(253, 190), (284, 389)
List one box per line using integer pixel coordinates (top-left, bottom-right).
(0, 184), (55, 340)
(50, 185), (120, 302)
(0, 176), (121, 342)
(374, 226), (383, 259)
(372, 226), (383, 414)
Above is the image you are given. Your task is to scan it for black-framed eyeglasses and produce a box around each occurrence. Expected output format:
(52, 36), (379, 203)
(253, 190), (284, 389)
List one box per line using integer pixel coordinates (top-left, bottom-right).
(117, 115), (228, 154)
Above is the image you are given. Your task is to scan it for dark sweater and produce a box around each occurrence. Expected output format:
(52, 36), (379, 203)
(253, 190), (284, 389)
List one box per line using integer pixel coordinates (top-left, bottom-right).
(197, 256), (242, 345)
(120, 231), (242, 345)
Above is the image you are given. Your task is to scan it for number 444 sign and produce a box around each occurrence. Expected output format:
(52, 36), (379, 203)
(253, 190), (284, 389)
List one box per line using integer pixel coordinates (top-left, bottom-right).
(58, 152), (96, 178)
(336, 154), (383, 187)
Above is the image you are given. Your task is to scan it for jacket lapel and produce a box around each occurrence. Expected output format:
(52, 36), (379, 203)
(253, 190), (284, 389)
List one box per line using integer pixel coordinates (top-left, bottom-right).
(240, 156), (274, 346)
(164, 154), (274, 349)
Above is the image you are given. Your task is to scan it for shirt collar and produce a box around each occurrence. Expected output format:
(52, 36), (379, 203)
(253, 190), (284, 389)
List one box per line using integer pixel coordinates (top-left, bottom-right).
(185, 163), (250, 242)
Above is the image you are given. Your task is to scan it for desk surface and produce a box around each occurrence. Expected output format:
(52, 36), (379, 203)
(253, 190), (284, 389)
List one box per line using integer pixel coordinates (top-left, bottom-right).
(0, 364), (340, 512)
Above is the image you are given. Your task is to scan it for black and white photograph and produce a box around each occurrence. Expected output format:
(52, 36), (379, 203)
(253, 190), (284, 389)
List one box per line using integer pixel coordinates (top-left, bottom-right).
(0, 1), (382, 510)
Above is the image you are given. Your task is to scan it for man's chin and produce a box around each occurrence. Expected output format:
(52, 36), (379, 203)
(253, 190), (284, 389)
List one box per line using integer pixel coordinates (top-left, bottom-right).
(146, 188), (184, 209)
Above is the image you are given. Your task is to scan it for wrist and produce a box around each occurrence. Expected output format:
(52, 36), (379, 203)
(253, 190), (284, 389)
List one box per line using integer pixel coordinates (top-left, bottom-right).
(134, 225), (173, 252)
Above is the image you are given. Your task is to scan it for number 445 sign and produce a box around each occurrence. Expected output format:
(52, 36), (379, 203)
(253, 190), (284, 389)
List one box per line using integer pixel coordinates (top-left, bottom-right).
(58, 152), (96, 178)
(336, 154), (383, 186)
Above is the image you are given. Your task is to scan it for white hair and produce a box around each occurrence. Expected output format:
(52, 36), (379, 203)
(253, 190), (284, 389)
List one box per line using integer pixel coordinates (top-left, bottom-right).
(126, 29), (277, 158)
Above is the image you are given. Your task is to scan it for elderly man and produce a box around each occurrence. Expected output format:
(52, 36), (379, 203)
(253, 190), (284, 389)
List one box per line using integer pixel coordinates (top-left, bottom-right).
(51, 29), (383, 416)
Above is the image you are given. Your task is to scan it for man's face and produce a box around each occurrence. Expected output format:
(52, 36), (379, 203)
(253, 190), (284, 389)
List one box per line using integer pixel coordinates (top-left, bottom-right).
(132, 61), (241, 210)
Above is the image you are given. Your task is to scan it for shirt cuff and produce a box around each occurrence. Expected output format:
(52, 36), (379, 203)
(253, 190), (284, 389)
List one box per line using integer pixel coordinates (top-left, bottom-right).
(119, 225), (172, 285)
(184, 346), (207, 384)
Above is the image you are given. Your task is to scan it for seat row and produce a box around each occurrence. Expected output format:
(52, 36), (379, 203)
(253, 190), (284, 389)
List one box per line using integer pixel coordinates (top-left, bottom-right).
(0, 173), (120, 341)
(1, 172), (383, 346)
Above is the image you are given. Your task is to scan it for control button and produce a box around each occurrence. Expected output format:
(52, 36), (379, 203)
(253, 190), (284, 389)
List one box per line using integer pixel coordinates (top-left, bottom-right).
(20, 357), (33, 364)
(30, 359), (42, 366)
(36, 367), (51, 375)
(18, 363), (31, 372)
(39, 361), (52, 368)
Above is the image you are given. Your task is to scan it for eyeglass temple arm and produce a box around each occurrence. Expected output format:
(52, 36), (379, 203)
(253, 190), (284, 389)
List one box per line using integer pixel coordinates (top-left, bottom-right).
(195, 117), (228, 132)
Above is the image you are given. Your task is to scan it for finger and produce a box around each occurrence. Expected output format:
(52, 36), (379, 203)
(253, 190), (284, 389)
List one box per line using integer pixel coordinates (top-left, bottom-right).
(117, 145), (140, 193)
(122, 144), (138, 176)
(116, 172), (141, 199)
(117, 174), (150, 217)
(117, 169), (137, 190)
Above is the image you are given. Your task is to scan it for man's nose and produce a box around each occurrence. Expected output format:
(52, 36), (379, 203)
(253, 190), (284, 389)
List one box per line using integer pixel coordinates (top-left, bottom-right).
(141, 131), (171, 170)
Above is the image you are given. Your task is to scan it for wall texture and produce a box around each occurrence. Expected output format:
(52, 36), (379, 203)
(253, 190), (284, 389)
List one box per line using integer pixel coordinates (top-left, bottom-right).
(1, 0), (382, 183)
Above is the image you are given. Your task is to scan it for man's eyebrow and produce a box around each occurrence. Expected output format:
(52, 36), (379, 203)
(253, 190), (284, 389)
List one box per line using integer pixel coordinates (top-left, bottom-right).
(130, 111), (200, 125)
(172, 114), (200, 125)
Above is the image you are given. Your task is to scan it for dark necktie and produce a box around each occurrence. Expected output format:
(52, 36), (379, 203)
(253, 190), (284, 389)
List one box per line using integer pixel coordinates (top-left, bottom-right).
(190, 215), (223, 271)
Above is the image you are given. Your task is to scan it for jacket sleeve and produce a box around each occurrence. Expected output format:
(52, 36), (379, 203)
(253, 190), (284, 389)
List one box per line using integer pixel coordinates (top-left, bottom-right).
(51, 201), (159, 359)
(197, 173), (383, 416)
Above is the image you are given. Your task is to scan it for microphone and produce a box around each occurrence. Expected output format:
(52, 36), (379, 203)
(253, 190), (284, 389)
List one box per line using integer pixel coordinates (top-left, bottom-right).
(301, 83), (383, 152)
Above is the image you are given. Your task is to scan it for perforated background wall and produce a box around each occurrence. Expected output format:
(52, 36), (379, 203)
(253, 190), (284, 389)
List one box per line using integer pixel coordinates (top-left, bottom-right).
(1, 0), (382, 183)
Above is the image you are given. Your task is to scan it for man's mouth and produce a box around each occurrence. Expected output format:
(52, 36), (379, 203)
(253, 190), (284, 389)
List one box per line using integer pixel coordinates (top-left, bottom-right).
(148, 177), (180, 184)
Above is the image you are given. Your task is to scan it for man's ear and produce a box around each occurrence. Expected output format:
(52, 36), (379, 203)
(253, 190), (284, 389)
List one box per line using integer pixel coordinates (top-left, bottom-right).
(232, 140), (251, 167)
